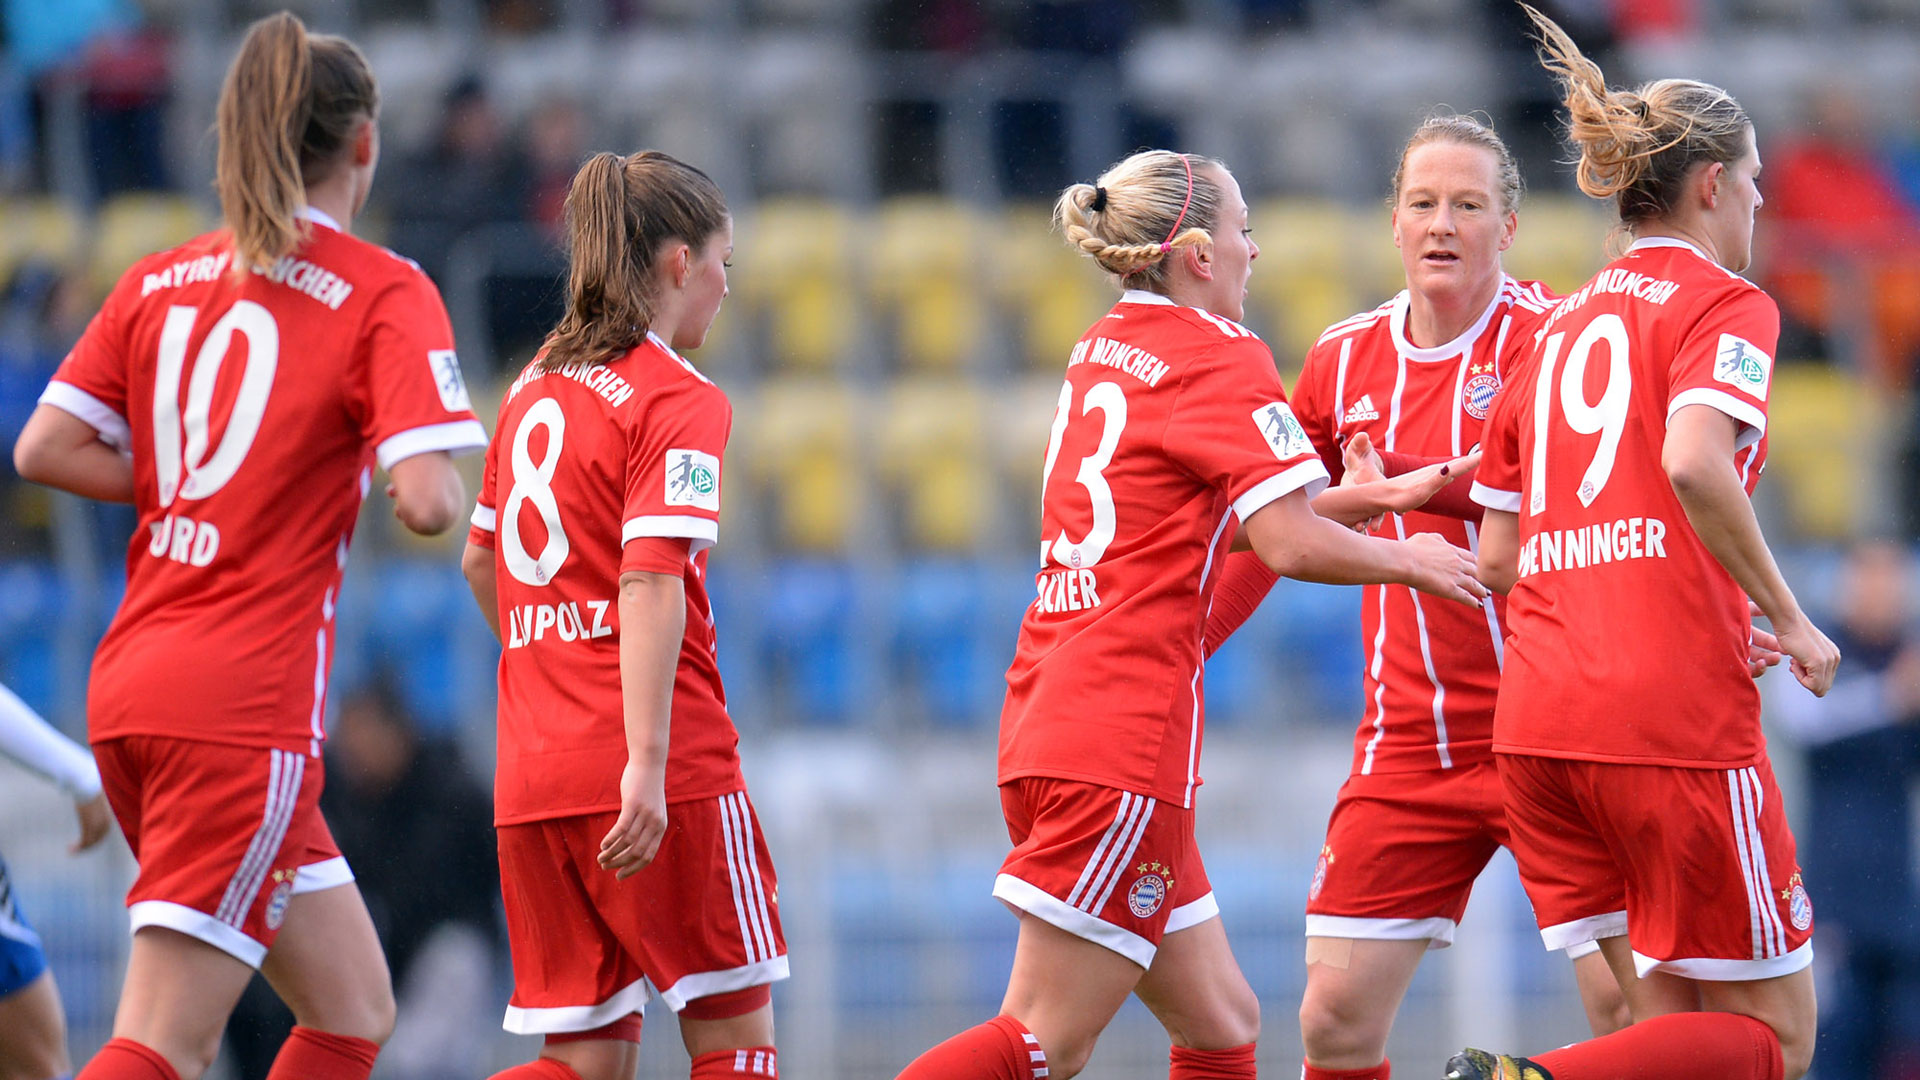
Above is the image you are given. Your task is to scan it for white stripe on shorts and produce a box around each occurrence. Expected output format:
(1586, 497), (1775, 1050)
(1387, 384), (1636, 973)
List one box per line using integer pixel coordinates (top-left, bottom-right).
(731, 793), (779, 965)
(718, 793), (761, 963)
(216, 750), (304, 926)
(1064, 792), (1140, 910)
(1740, 768), (1789, 957)
(1087, 798), (1155, 916)
(720, 793), (779, 966)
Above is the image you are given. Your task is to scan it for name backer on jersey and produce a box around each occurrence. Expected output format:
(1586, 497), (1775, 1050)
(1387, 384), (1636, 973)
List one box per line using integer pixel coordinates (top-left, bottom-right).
(1712, 334), (1772, 401)
(665, 448), (721, 510)
(1519, 516), (1669, 578)
(1254, 402), (1313, 460)
(1034, 567), (1101, 615)
(1068, 337), (1170, 387)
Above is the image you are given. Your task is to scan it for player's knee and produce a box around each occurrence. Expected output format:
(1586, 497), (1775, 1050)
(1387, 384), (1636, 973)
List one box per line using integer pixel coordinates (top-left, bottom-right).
(297, 981), (395, 1046)
(1216, 979), (1261, 1047)
(1777, 1022), (1815, 1080)
(1297, 985), (1386, 1064)
(1040, 1030), (1101, 1080)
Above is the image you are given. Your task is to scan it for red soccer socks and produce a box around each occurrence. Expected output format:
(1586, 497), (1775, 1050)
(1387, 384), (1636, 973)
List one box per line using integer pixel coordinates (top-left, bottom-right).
(1170, 1042), (1259, 1078)
(1302, 1058), (1391, 1080)
(1531, 1012), (1784, 1080)
(265, 1026), (380, 1080)
(691, 1046), (778, 1077)
(896, 1015), (1048, 1080)
(487, 1059), (586, 1080)
(76, 1039), (181, 1080)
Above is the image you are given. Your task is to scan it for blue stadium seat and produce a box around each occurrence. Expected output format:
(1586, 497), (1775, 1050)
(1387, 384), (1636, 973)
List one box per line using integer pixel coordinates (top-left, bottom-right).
(0, 561), (63, 714)
(890, 558), (1014, 728)
(753, 558), (872, 726)
(343, 560), (494, 735)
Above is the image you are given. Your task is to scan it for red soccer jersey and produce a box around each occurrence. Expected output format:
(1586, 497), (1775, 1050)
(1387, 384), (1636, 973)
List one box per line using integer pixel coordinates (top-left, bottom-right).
(1291, 276), (1555, 775)
(44, 208), (486, 755)
(999, 291), (1331, 808)
(1472, 238), (1774, 767)
(469, 334), (743, 826)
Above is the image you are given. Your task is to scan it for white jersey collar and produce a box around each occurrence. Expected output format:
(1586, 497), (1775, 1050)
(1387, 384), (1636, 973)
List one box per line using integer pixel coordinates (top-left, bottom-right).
(1389, 275), (1509, 363)
(296, 205), (343, 232)
(1118, 289), (1176, 306)
(1628, 235), (1711, 261)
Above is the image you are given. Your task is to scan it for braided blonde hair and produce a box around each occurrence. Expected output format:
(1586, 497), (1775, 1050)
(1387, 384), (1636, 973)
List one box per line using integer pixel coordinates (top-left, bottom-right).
(1054, 150), (1229, 292)
(1524, 4), (1751, 249)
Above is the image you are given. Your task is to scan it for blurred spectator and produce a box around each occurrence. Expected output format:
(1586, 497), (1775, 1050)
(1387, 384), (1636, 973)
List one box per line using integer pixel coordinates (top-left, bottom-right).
(1773, 541), (1920, 1079)
(1761, 87), (1920, 386)
(384, 75), (528, 285)
(224, 682), (501, 1080)
(523, 97), (589, 236)
(74, 26), (171, 197)
(0, 261), (96, 559)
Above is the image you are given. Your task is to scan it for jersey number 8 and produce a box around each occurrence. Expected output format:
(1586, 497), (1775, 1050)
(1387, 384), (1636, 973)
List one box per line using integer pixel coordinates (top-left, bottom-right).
(501, 397), (571, 586)
(1530, 312), (1630, 514)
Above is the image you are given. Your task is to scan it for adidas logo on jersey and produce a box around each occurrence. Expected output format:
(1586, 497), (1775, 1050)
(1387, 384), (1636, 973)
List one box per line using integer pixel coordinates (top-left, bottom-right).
(1343, 395), (1380, 423)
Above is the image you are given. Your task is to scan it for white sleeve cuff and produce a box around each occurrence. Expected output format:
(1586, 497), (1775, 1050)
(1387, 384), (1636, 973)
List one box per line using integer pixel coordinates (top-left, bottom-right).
(1669, 388), (1765, 452)
(39, 381), (131, 452)
(375, 419), (489, 470)
(1231, 459), (1331, 521)
(1470, 481), (1523, 513)
(470, 503), (497, 532)
(623, 514), (718, 556)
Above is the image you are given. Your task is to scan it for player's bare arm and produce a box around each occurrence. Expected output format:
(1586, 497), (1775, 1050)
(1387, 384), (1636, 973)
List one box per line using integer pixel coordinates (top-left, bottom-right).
(1475, 509), (1521, 596)
(386, 450), (466, 535)
(1243, 486), (1487, 608)
(1310, 440), (1480, 527)
(12, 404), (135, 503)
(601, 569), (683, 879)
(459, 542), (501, 643)
(1663, 404), (1839, 695)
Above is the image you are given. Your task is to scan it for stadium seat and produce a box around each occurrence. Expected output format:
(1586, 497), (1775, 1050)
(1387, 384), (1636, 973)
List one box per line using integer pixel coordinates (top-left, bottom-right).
(735, 377), (864, 552)
(888, 557), (1017, 728)
(752, 557), (876, 725)
(875, 378), (991, 551)
(0, 199), (83, 285)
(994, 203), (1108, 371)
(1766, 364), (1872, 539)
(733, 199), (859, 372)
(1506, 195), (1610, 295)
(348, 560), (494, 735)
(868, 198), (985, 372)
(88, 194), (213, 297)
(1247, 199), (1364, 366)
(0, 561), (64, 716)
(984, 375), (1068, 520)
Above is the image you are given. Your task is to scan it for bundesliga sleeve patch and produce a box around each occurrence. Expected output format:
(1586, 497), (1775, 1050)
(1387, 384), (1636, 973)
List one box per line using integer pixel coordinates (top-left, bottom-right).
(1253, 401), (1314, 461)
(1712, 334), (1772, 401)
(664, 448), (722, 511)
(429, 349), (472, 412)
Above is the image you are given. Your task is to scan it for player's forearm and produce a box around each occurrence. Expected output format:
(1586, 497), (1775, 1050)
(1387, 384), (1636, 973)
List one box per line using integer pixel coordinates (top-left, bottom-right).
(1667, 450), (1804, 630)
(389, 451), (466, 535)
(13, 405), (134, 502)
(1476, 509), (1520, 595)
(617, 572), (684, 772)
(1310, 483), (1388, 527)
(460, 543), (502, 642)
(1250, 494), (1414, 587)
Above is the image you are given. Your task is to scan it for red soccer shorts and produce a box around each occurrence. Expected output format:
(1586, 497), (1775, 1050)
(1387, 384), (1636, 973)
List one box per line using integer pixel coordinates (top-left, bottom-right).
(1303, 760), (1508, 947)
(497, 789), (788, 1035)
(93, 735), (351, 968)
(992, 777), (1214, 968)
(1498, 752), (1814, 980)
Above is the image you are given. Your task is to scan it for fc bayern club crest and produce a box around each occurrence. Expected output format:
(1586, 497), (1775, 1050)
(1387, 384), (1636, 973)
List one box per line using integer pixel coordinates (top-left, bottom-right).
(1128, 861), (1173, 919)
(1462, 368), (1501, 420)
(1309, 845), (1334, 901)
(265, 870), (296, 930)
(1784, 874), (1813, 932)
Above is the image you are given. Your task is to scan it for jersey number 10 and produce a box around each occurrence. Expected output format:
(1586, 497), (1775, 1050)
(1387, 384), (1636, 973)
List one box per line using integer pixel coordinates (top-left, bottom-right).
(154, 301), (278, 508)
(1530, 312), (1630, 515)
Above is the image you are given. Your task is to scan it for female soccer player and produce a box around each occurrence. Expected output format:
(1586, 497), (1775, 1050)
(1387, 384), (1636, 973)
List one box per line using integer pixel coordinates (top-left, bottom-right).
(895, 149), (1487, 1080)
(11, 13), (484, 1080)
(1202, 115), (1631, 1080)
(0, 681), (112, 1080)
(1451, 7), (1841, 1080)
(461, 150), (784, 1080)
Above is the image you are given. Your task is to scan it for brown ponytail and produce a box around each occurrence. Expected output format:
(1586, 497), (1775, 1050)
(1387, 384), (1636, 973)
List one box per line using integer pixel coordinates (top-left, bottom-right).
(539, 150), (730, 370)
(1522, 4), (1750, 246)
(215, 11), (378, 271)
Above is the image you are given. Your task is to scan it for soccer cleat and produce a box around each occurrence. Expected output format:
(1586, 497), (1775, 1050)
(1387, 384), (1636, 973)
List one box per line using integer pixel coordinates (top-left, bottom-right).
(1443, 1048), (1554, 1080)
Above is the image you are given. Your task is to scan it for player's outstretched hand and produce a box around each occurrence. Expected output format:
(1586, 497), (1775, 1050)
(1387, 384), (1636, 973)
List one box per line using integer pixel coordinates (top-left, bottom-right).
(1745, 601), (1784, 679)
(1774, 615), (1841, 697)
(1342, 431), (1386, 486)
(72, 793), (111, 853)
(1403, 532), (1489, 609)
(599, 760), (668, 880)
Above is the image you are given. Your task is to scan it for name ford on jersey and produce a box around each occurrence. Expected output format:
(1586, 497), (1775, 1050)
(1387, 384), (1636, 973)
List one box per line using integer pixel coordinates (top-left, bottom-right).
(147, 513), (219, 566)
(506, 599), (615, 649)
(1518, 516), (1669, 578)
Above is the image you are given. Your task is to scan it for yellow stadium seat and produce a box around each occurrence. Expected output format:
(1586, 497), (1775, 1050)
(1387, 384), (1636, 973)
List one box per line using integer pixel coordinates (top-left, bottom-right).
(986, 374), (1070, 534)
(997, 203), (1109, 372)
(732, 199), (858, 372)
(0, 198), (83, 284)
(1247, 199), (1366, 364)
(734, 377), (863, 551)
(875, 378), (990, 550)
(1765, 365), (1874, 540)
(1507, 195), (1611, 295)
(868, 198), (985, 372)
(89, 194), (214, 296)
